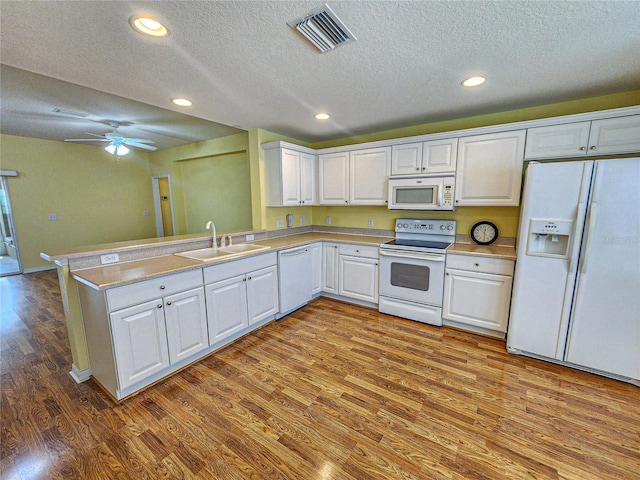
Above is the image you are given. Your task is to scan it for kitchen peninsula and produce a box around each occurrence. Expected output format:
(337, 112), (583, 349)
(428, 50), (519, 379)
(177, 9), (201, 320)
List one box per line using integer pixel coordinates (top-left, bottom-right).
(41, 227), (515, 401)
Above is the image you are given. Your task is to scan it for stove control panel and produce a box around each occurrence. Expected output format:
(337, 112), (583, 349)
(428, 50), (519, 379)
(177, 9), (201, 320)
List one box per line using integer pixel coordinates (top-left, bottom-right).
(395, 219), (456, 233)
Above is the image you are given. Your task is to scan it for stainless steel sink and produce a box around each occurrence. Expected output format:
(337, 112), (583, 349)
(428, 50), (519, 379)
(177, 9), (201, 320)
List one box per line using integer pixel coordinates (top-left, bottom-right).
(175, 244), (270, 262)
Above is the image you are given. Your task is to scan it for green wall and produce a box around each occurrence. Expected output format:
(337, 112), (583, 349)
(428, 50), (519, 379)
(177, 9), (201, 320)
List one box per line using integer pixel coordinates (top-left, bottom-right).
(0, 134), (156, 270)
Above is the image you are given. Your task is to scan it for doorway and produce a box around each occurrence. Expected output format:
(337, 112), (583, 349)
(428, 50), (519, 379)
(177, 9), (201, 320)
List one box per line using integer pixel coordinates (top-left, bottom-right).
(152, 175), (175, 237)
(0, 172), (22, 276)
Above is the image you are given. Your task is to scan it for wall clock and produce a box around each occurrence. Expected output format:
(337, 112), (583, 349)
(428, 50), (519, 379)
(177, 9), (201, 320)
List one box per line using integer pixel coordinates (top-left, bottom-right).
(470, 221), (499, 245)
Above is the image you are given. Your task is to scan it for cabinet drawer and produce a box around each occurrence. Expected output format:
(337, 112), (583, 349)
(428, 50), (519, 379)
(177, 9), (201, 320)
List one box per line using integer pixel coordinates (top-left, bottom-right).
(339, 244), (379, 259)
(445, 254), (514, 276)
(203, 252), (277, 284)
(107, 269), (203, 312)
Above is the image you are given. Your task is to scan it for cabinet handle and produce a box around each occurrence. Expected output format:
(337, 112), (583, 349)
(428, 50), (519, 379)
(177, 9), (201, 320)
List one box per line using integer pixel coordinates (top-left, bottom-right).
(243, 278), (247, 282)
(160, 285), (166, 290)
(248, 276), (252, 280)
(589, 145), (597, 150)
(416, 167), (420, 171)
(345, 200), (348, 204)
(445, 272), (449, 276)
(474, 262), (479, 266)
(157, 304), (163, 309)
(422, 167), (426, 170)
(166, 301), (172, 306)
(579, 146), (586, 151)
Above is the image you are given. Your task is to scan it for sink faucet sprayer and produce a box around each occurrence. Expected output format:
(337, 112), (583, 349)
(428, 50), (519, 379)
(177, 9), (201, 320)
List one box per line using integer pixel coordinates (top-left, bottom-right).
(206, 221), (217, 250)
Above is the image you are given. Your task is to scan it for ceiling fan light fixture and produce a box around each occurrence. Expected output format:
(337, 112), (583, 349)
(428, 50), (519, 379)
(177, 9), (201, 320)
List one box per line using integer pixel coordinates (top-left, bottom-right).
(129, 15), (169, 37)
(171, 98), (193, 107)
(105, 143), (130, 156)
(461, 75), (486, 88)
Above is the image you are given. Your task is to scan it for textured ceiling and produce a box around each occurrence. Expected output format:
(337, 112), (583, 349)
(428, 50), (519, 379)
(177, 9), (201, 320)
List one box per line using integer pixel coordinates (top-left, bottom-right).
(1, 0), (639, 149)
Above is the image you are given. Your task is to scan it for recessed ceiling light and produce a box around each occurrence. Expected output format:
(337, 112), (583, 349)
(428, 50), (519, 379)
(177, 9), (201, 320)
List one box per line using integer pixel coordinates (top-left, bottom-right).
(171, 98), (193, 107)
(129, 15), (170, 37)
(315, 112), (331, 120)
(461, 76), (486, 88)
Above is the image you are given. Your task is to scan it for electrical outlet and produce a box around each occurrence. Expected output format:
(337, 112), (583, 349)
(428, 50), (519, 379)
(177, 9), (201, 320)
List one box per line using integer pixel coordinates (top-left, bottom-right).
(143, 210), (151, 216)
(48, 213), (57, 221)
(325, 216), (331, 225)
(368, 218), (374, 227)
(277, 219), (284, 228)
(100, 253), (120, 265)
(245, 234), (255, 241)
(300, 217), (305, 226)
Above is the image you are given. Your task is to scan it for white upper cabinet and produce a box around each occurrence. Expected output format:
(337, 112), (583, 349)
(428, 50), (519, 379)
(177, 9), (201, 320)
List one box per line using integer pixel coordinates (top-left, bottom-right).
(391, 139), (457, 176)
(349, 147), (391, 205)
(588, 115), (640, 155)
(455, 130), (526, 206)
(264, 146), (317, 206)
(319, 152), (350, 205)
(525, 115), (640, 160)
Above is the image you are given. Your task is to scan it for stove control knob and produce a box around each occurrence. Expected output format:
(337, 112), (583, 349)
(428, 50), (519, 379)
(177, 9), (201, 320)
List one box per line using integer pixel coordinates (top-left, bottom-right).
(447, 224), (454, 230)
(440, 225), (446, 230)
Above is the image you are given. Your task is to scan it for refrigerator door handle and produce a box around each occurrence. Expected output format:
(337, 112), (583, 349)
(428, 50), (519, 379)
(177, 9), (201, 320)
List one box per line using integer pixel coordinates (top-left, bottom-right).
(580, 201), (598, 274)
(568, 202), (587, 273)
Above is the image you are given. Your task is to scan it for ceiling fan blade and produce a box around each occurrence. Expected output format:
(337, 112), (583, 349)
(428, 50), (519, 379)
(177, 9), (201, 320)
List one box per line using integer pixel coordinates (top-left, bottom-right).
(64, 138), (110, 142)
(84, 132), (108, 139)
(123, 139), (158, 151)
(123, 138), (155, 144)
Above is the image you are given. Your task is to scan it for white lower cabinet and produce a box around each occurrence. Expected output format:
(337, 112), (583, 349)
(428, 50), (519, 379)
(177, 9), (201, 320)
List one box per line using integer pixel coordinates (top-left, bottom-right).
(310, 242), (322, 295)
(204, 253), (279, 346)
(443, 254), (514, 337)
(337, 244), (379, 304)
(322, 243), (340, 294)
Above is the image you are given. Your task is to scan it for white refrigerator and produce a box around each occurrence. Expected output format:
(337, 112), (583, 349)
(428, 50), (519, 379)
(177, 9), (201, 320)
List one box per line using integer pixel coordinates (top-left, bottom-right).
(507, 158), (639, 383)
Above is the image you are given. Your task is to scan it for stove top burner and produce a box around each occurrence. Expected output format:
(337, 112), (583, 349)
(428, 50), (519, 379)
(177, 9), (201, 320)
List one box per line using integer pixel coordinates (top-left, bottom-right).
(383, 239), (452, 250)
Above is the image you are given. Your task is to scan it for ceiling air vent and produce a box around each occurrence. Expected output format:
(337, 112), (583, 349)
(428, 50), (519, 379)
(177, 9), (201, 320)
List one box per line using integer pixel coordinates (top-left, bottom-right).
(288, 4), (356, 53)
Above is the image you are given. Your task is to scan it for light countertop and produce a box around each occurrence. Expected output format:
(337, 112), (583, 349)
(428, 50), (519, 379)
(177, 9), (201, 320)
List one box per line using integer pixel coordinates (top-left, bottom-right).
(447, 242), (516, 261)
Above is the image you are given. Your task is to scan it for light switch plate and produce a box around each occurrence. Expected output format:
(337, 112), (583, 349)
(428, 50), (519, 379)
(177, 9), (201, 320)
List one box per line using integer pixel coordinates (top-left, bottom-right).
(48, 213), (57, 221)
(325, 216), (331, 225)
(368, 218), (374, 227)
(277, 219), (284, 228)
(245, 234), (255, 241)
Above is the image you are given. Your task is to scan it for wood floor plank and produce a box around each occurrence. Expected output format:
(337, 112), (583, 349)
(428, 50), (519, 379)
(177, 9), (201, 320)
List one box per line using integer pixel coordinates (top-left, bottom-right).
(1, 272), (639, 479)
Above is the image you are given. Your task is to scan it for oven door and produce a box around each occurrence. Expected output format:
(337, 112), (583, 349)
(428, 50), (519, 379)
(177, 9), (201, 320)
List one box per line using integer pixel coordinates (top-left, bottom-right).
(379, 249), (445, 306)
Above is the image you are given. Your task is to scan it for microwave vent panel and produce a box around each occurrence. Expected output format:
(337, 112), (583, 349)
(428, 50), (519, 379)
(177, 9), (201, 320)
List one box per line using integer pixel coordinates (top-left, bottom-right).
(288, 4), (356, 53)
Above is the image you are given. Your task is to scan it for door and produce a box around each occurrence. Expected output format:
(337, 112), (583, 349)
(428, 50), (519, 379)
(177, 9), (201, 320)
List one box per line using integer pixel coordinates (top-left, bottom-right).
(110, 299), (170, 390)
(281, 148), (301, 206)
(349, 147), (391, 205)
(164, 287), (208, 364)
(339, 255), (379, 303)
(588, 115), (640, 156)
(322, 243), (339, 293)
(319, 152), (349, 205)
(443, 269), (512, 333)
(205, 274), (249, 344)
(310, 242), (322, 295)
(0, 174), (21, 276)
(379, 251), (445, 306)
(391, 143), (422, 176)
(299, 152), (316, 205)
(423, 138), (457, 173)
(524, 122), (591, 160)
(247, 265), (279, 325)
(507, 161), (593, 359)
(455, 130), (526, 206)
(565, 158), (640, 379)
(152, 175), (175, 237)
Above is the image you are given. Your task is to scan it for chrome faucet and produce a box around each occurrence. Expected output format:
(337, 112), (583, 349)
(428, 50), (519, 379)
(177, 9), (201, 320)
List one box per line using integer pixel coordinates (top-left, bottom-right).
(206, 221), (217, 250)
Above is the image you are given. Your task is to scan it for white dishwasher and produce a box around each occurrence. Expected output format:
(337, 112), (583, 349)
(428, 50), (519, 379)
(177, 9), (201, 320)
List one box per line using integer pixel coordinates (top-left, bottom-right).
(277, 245), (312, 317)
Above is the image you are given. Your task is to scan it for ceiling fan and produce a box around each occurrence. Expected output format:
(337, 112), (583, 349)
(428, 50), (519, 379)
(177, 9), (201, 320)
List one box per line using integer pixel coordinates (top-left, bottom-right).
(65, 121), (157, 155)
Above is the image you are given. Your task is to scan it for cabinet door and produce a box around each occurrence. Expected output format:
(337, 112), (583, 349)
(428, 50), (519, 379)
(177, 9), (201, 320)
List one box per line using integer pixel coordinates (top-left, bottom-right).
(164, 287), (208, 364)
(391, 143), (422, 175)
(110, 299), (170, 390)
(281, 148), (301, 206)
(205, 275), (249, 345)
(588, 115), (640, 156)
(310, 242), (323, 295)
(455, 130), (526, 206)
(299, 152), (317, 205)
(338, 255), (379, 303)
(319, 152), (349, 204)
(246, 265), (279, 325)
(524, 122), (591, 159)
(322, 243), (340, 294)
(423, 138), (457, 173)
(349, 147), (391, 205)
(443, 269), (513, 333)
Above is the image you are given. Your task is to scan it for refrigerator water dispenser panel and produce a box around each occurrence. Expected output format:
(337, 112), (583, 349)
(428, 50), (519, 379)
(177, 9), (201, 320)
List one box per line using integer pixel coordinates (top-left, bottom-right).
(526, 219), (573, 258)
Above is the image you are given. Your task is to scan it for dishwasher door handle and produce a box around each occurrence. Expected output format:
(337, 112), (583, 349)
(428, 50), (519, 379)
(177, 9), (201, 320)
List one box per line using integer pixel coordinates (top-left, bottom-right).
(280, 248), (309, 258)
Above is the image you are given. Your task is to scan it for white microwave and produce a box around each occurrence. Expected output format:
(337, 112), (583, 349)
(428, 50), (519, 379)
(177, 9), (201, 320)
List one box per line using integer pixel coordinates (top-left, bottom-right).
(388, 175), (455, 210)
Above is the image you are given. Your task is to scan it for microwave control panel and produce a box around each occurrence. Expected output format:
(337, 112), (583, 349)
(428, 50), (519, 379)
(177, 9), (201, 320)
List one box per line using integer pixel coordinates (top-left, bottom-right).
(442, 184), (454, 207)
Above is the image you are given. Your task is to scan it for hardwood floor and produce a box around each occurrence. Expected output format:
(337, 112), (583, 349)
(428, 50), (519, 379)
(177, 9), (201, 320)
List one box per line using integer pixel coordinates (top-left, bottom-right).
(1, 270), (638, 479)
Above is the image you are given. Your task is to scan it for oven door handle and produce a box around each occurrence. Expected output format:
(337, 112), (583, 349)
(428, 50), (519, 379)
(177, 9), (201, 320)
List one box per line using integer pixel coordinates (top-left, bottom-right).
(379, 250), (445, 262)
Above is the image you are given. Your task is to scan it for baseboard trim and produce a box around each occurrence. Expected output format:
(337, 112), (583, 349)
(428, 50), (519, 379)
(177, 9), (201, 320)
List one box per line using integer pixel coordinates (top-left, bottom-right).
(69, 364), (91, 383)
(23, 265), (57, 274)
